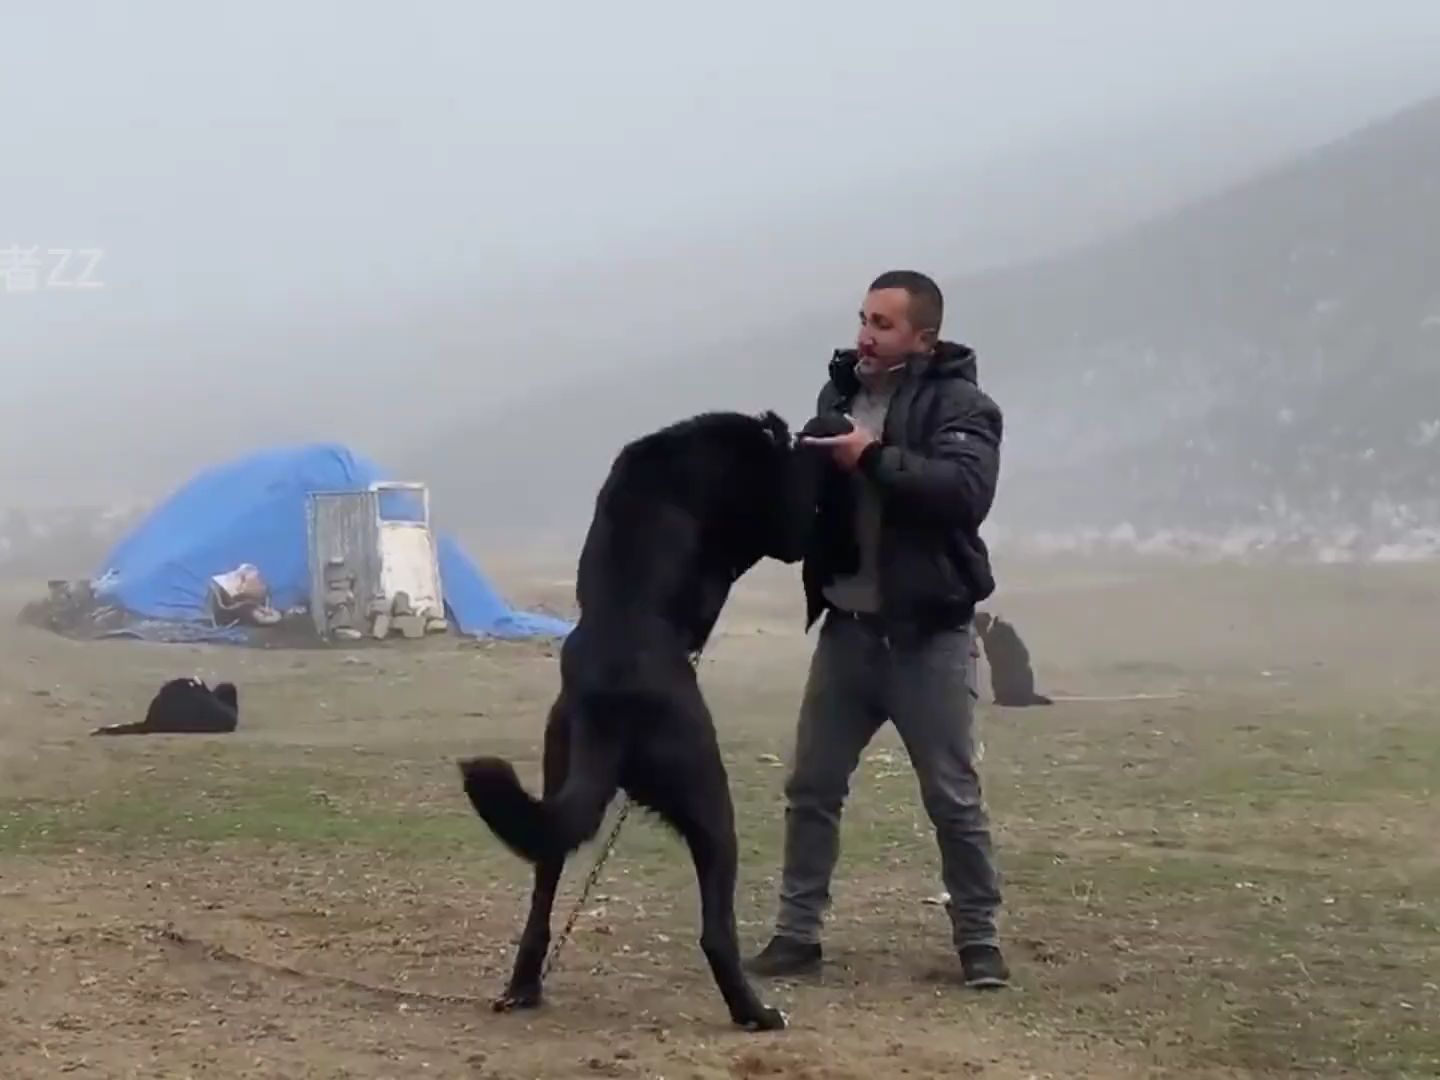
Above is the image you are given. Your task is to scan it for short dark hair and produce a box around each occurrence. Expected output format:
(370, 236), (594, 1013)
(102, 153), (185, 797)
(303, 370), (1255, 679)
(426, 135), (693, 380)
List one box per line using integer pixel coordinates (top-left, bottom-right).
(869, 269), (943, 334)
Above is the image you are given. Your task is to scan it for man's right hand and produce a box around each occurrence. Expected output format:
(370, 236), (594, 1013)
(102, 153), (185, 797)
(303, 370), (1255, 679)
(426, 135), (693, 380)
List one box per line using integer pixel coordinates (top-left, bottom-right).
(799, 412), (854, 441)
(804, 413), (878, 471)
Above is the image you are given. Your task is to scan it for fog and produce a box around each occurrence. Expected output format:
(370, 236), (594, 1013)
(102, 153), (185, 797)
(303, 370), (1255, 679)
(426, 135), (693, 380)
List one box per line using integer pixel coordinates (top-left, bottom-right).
(5, 1), (1440, 561)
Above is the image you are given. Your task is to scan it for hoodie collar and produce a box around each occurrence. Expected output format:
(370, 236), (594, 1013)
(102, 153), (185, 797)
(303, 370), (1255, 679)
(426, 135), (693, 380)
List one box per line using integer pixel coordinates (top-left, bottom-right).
(829, 340), (979, 396)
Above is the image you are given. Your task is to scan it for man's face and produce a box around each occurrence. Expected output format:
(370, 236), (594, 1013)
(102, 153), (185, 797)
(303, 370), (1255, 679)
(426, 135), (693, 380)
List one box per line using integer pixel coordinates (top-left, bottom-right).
(856, 287), (934, 367)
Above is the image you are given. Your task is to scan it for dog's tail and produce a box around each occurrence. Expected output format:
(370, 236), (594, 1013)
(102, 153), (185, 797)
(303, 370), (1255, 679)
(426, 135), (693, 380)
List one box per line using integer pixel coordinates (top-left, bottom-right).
(458, 738), (619, 864)
(91, 721), (150, 736)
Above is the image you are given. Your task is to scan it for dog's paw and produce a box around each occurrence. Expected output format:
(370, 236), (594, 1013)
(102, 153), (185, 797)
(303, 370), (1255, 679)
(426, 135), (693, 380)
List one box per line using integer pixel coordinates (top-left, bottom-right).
(736, 1005), (787, 1032)
(491, 986), (542, 1013)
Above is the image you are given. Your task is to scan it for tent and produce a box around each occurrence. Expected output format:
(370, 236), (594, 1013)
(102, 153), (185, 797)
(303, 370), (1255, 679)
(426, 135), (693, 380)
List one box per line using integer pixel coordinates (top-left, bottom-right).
(91, 442), (572, 641)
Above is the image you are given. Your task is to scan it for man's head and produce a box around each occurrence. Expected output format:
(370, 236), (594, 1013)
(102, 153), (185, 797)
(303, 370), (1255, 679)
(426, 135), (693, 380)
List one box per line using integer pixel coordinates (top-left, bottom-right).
(856, 270), (944, 373)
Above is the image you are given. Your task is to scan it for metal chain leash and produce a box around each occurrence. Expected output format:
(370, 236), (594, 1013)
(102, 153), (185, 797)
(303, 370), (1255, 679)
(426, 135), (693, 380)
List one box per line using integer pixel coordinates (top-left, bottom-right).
(540, 649), (705, 978)
(541, 795), (632, 978)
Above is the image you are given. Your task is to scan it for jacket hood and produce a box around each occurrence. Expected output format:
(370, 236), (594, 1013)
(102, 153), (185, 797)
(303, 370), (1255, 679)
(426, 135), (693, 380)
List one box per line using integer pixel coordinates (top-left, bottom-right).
(927, 340), (979, 383)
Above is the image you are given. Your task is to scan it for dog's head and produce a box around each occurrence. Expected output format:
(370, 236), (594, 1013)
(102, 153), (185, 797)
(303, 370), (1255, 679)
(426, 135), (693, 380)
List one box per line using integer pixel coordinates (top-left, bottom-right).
(735, 409), (838, 569)
(593, 407), (829, 586)
(633, 410), (817, 574)
(582, 408), (836, 651)
(212, 681), (239, 712)
(752, 409), (859, 565)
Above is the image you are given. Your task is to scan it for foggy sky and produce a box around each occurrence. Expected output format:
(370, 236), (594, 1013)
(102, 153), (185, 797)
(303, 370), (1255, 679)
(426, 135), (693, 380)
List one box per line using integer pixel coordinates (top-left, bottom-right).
(5, 0), (1440, 507)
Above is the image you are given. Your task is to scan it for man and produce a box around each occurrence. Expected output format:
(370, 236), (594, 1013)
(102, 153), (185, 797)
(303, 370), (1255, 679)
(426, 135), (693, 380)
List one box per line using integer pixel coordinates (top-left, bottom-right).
(746, 270), (1009, 989)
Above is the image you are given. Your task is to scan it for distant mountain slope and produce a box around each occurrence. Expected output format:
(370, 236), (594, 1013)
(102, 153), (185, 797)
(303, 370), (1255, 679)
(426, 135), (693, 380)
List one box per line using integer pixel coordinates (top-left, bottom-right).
(974, 92), (1440, 537)
(409, 94), (1440, 552)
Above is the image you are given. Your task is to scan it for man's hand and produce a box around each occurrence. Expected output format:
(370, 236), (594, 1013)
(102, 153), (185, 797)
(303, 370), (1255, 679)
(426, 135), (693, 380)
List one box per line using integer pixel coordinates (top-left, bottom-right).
(802, 413), (878, 471)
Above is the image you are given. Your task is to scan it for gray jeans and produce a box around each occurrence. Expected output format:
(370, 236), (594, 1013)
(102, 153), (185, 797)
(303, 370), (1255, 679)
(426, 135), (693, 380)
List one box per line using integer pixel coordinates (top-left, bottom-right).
(772, 610), (1002, 950)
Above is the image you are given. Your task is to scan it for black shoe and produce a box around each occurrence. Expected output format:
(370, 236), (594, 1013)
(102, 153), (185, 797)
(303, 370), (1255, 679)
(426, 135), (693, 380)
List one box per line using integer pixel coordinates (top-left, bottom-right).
(744, 935), (822, 977)
(960, 944), (1010, 989)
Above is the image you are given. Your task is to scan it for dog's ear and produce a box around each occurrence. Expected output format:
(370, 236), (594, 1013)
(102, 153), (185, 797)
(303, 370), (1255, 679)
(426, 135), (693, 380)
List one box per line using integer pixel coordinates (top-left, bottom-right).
(755, 410), (792, 448)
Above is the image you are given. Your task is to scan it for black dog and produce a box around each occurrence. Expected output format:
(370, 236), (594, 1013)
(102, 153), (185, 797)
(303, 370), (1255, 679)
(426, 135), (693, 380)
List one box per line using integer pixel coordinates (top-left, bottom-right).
(973, 613), (1052, 707)
(457, 410), (830, 1032)
(92, 677), (239, 736)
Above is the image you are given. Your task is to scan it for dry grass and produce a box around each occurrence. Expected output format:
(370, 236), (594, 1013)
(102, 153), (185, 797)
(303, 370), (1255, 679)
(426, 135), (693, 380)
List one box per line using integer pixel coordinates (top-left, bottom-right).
(2, 558), (1438, 1078)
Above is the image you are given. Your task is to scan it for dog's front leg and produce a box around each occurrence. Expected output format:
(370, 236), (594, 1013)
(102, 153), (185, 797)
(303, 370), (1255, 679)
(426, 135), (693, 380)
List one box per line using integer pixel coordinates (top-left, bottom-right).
(671, 768), (786, 1032)
(689, 829), (786, 1031)
(494, 855), (564, 1011)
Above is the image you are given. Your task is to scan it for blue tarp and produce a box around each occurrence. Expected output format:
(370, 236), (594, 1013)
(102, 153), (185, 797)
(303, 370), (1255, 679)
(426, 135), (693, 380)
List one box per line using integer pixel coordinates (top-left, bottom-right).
(98, 620), (253, 646)
(91, 442), (572, 641)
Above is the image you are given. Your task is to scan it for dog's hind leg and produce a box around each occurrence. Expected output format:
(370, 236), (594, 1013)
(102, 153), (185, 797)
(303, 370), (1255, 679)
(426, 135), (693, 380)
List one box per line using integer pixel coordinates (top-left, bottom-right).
(494, 696), (570, 1013)
(647, 727), (786, 1032)
(493, 856), (564, 1012)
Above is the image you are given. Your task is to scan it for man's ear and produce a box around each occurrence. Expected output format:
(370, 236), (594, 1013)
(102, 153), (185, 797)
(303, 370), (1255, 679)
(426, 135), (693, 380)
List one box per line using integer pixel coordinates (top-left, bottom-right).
(916, 326), (939, 352)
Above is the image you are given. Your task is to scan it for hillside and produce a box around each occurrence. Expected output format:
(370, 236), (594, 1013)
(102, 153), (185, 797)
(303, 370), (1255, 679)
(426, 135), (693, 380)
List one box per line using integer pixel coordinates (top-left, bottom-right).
(409, 93), (1440, 555)
(969, 92), (1440, 544)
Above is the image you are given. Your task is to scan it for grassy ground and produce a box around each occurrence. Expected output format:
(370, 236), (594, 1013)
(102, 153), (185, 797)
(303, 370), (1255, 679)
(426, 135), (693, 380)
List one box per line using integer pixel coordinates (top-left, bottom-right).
(2, 560), (1439, 1077)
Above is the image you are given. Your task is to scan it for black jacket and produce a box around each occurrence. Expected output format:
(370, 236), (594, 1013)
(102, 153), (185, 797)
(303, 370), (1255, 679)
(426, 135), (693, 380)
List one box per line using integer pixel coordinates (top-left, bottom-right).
(802, 341), (1002, 632)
